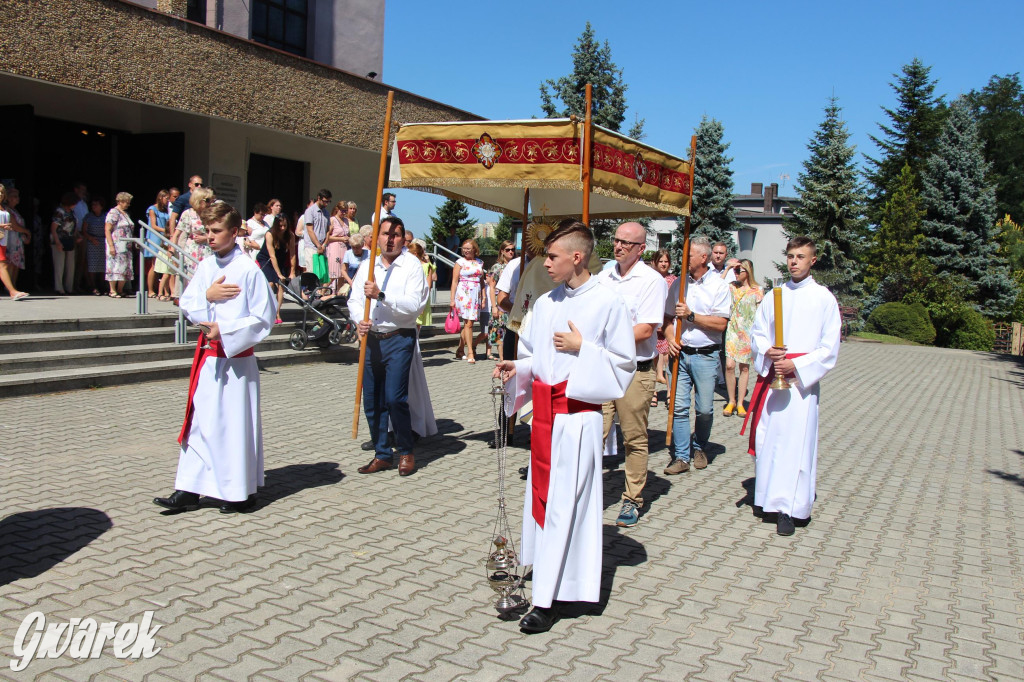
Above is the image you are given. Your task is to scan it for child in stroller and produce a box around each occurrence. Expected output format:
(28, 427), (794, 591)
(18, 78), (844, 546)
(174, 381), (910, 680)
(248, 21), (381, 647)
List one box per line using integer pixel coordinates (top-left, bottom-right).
(283, 273), (357, 349)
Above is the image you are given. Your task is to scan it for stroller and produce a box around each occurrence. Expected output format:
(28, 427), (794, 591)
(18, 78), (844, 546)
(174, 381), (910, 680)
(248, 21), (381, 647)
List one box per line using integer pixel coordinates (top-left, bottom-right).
(281, 273), (357, 350)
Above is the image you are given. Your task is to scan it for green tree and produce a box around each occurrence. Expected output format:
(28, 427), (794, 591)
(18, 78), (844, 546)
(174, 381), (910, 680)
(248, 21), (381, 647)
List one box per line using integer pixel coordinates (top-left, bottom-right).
(428, 198), (477, 248)
(864, 58), (947, 220)
(539, 22), (644, 138)
(782, 96), (867, 303)
(996, 214), (1024, 321)
(864, 164), (933, 303)
(966, 73), (1024, 224)
(920, 97), (1015, 319)
(672, 115), (739, 259)
(494, 214), (515, 244)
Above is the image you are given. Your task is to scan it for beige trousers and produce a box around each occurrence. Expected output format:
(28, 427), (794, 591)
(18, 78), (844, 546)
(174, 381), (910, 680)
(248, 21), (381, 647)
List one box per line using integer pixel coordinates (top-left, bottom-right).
(602, 365), (656, 506)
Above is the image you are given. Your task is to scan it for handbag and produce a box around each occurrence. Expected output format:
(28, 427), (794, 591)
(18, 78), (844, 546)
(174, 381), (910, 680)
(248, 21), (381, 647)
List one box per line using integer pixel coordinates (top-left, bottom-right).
(59, 234), (76, 251)
(311, 253), (329, 283)
(444, 309), (460, 334)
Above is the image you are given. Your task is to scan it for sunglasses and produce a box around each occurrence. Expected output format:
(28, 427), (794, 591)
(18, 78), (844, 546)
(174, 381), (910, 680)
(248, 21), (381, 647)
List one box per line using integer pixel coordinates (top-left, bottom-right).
(193, 183), (203, 188)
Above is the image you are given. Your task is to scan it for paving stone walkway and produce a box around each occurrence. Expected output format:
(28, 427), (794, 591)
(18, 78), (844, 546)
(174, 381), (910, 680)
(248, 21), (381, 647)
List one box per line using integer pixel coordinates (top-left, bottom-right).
(1, 341), (1022, 680)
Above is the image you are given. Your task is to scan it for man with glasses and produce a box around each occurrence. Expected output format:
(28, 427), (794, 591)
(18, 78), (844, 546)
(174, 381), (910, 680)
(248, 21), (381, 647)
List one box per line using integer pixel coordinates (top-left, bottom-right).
(662, 237), (731, 476)
(168, 175), (204, 237)
(595, 222), (668, 527)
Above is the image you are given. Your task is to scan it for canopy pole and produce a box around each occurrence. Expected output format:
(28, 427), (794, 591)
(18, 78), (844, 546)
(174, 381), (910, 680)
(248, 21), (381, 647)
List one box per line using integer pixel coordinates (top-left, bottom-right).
(352, 90), (395, 439)
(666, 134), (698, 447)
(507, 187), (530, 439)
(582, 83), (593, 224)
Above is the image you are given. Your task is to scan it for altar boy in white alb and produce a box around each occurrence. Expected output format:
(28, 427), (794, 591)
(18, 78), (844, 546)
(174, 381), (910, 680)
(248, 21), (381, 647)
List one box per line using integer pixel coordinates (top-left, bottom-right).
(744, 236), (841, 536)
(154, 203), (276, 514)
(493, 220), (636, 634)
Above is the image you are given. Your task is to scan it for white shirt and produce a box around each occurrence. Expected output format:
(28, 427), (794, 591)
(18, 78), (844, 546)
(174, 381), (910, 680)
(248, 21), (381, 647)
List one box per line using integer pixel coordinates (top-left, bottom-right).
(711, 262), (738, 283)
(347, 250), (428, 332)
(496, 256), (522, 304)
(665, 268), (732, 348)
(596, 259), (668, 361)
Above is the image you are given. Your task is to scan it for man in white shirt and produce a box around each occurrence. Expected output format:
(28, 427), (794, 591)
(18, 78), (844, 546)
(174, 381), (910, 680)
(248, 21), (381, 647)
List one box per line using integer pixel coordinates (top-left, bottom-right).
(710, 241), (737, 283)
(371, 192), (397, 226)
(494, 251), (523, 449)
(596, 222), (668, 527)
(348, 217), (429, 477)
(662, 237), (732, 474)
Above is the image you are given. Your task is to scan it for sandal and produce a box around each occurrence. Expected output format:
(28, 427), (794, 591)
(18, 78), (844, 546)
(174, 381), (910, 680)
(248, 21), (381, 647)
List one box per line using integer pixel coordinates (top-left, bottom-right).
(651, 394), (659, 407)
(723, 403), (735, 416)
(108, 292), (118, 298)
(92, 289), (102, 296)
(467, 357), (476, 364)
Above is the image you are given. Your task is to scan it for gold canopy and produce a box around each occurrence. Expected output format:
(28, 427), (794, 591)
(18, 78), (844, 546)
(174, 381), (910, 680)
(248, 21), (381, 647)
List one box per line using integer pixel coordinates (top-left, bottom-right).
(388, 119), (692, 219)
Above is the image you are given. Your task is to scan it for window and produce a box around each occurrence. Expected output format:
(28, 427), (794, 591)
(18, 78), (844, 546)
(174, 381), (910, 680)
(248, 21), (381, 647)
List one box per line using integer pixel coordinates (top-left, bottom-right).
(186, 0), (206, 23)
(251, 0), (308, 57)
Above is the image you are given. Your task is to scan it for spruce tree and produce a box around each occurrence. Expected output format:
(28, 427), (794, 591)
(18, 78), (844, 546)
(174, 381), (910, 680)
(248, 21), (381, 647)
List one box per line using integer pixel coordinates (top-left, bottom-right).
(672, 115), (739, 259)
(864, 164), (932, 304)
(966, 73), (1024, 224)
(540, 22), (644, 138)
(428, 198), (477, 247)
(921, 97), (1015, 318)
(782, 96), (866, 303)
(864, 59), (946, 220)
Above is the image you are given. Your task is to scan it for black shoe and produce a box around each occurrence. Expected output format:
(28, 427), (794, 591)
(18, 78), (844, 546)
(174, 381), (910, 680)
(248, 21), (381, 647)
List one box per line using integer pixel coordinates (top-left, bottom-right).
(220, 496), (255, 514)
(519, 606), (556, 633)
(361, 440), (375, 451)
(777, 513), (795, 536)
(153, 490), (200, 512)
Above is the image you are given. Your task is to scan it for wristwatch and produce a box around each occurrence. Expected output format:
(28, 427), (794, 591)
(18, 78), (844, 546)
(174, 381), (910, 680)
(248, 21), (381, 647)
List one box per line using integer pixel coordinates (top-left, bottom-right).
(686, 311), (695, 322)
(377, 291), (386, 303)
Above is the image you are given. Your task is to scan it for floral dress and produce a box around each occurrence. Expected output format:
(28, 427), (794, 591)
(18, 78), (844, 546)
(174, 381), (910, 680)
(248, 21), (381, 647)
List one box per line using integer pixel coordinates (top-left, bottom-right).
(177, 207), (212, 276)
(453, 257), (484, 321)
(487, 261), (508, 344)
(5, 208), (26, 269)
(104, 208), (134, 282)
(326, 216), (348, 279)
(725, 285), (763, 363)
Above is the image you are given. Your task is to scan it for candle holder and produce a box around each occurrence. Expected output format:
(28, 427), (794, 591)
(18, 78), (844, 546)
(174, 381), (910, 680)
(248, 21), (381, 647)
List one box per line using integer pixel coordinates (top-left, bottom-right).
(485, 377), (529, 617)
(770, 347), (791, 391)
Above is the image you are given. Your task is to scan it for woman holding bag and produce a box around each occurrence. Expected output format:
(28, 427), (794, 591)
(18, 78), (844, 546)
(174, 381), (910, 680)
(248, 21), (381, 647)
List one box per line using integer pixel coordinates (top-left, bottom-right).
(104, 192), (135, 298)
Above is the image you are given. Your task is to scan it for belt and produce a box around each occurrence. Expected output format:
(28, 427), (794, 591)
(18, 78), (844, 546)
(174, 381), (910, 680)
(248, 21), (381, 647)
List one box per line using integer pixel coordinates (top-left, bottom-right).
(368, 328), (413, 339)
(178, 335), (254, 445)
(530, 379), (602, 528)
(681, 344), (721, 355)
(636, 359), (654, 372)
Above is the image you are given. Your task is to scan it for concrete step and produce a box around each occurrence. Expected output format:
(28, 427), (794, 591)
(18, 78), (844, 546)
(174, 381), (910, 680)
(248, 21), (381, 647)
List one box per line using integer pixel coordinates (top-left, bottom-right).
(0, 322), (293, 354)
(0, 332), (461, 397)
(0, 314), (180, 336)
(0, 335), (296, 375)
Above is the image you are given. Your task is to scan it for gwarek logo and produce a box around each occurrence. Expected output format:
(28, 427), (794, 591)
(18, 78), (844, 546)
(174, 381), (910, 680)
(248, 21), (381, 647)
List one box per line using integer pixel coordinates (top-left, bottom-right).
(9, 611), (162, 671)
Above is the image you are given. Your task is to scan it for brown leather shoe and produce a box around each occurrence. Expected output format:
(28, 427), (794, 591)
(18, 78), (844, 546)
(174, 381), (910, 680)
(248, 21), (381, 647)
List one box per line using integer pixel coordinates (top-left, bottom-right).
(358, 457), (393, 474)
(398, 454), (416, 476)
(664, 458), (690, 475)
(693, 449), (708, 469)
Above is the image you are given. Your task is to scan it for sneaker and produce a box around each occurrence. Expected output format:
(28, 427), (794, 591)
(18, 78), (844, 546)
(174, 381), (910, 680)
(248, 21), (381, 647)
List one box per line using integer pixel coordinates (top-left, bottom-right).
(777, 513), (795, 536)
(693, 449), (708, 469)
(664, 458), (690, 475)
(616, 500), (640, 527)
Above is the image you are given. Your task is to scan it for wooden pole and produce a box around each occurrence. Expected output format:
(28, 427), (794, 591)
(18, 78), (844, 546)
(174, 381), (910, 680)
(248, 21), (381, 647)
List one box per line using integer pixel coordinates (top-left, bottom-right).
(352, 90), (395, 438)
(582, 83), (593, 224)
(665, 134), (698, 446)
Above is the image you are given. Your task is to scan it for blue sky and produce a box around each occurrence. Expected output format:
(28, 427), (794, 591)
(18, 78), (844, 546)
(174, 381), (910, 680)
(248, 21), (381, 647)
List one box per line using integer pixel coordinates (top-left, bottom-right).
(381, 0), (1023, 231)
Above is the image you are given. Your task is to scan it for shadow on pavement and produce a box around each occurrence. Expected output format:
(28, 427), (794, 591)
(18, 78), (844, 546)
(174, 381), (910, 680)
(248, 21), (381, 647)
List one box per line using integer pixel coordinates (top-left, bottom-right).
(982, 351), (1024, 389)
(601, 471), (672, 513)
(736, 477), (755, 509)
(0, 507), (112, 586)
(414, 418), (469, 470)
(557, 525), (647, 620)
(249, 462), (345, 511)
(987, 449), (1024, 490)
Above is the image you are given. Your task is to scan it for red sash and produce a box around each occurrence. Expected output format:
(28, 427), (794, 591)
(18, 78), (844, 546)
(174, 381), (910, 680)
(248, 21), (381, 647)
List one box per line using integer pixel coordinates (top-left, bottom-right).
(177, 334), (254, 444)
(740, 353), (807, 457)
(530, 379), (601, 529)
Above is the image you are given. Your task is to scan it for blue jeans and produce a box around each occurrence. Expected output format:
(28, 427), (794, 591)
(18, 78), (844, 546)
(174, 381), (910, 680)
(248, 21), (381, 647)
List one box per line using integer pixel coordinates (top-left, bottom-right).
(363, 329), (416, 461)
(670, 352), (719, 462)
